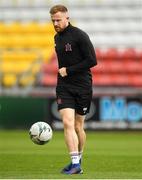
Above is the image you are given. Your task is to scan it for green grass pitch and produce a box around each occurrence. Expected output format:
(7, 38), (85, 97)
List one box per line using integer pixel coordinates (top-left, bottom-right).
(0, 130), (142, 179)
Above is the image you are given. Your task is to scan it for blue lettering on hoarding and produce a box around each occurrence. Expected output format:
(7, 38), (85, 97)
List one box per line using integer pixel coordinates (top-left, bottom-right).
(100, 97), (142, 122)
(127, 102), (141, 122)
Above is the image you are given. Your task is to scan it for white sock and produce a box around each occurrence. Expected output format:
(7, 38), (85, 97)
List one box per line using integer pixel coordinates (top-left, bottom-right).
(78, 151), (83, 160)
(70, 152), (79, 164)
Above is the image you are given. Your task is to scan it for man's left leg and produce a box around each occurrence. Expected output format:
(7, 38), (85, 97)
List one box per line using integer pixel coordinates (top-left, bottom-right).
(75, 113), (86, 164)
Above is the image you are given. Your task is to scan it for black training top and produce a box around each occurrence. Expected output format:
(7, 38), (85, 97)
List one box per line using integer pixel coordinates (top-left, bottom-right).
(54, 23), (97, 89)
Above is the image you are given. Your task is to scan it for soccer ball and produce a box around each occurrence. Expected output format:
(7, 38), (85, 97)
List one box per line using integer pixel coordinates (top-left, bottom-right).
(29, 122), (53, 145)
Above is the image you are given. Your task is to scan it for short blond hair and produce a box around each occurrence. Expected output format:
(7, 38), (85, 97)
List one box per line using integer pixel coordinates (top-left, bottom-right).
(49, 5), (68, 15)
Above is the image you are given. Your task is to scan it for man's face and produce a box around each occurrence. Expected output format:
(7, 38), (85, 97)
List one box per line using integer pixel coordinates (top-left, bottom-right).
(51, 11), (69, 32)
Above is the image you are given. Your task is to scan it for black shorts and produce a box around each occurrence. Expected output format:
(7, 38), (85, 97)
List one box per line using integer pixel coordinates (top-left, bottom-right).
(56, 86), (92, 115)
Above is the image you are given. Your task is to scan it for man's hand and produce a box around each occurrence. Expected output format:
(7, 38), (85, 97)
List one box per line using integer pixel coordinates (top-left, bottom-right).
(59, 67), (67, 77)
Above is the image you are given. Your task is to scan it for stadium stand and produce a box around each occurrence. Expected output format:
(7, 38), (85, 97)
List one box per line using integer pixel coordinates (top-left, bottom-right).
(0, 0), (142, 89)
(0, 21), (55, 88)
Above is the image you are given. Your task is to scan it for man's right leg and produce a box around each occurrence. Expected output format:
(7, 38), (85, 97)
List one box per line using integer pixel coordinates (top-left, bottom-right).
(59, 108), (82, 174)
(59, 108), (78, 153)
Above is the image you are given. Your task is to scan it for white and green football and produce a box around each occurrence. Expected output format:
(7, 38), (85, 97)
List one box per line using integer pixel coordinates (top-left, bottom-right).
(29, 122), (53, 145)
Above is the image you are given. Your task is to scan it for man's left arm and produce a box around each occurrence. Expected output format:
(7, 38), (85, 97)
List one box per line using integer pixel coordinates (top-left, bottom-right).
(66, 32), (97, 75)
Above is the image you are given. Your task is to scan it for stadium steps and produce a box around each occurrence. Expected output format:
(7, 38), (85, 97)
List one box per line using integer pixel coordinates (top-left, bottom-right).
(40, 48), (142, 87)
(0, 22), (55, 59)
(0, 34), (54, 48)
(0, 59), (41, 87)
(2, 73), (17, 87)
(1, 51), (38, 62)
(0, 0), (141, 88)
(91, 48), (142, 86)
(93, 74), (142, 87)
(0, 22), (55, 88)
(0, 22), (54, 34)
(39, 54), (58, 86)
(0, 0), (141, 48)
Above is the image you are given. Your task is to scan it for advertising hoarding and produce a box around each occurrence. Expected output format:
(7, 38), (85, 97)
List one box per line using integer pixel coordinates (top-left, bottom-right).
(49, 96), (142, 130)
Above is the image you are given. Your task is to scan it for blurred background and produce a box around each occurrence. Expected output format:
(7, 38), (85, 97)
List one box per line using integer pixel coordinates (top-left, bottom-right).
(0, 0), (142, 130)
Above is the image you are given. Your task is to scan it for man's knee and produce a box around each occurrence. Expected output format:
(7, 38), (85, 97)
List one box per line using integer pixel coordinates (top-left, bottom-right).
(75, 120), (84, 133)
(59, 109), (75, 129)
(75, 114), (85, 131)
(62, 115), (74, 129)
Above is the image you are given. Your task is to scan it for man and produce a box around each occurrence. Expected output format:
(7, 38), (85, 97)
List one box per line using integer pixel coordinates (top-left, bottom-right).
(49, 5), (97, 175)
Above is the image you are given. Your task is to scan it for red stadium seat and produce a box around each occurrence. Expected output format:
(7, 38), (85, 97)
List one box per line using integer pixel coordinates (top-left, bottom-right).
(137, 50), (142, 61)
(130, 75), (142, 86)
(92, 60), (142, 74)
(39, 48), (142, 87)
(95, 48), (103, 61)
(93, 73), (142, 86)
(105, 48), (119, 61)
(41, 61), (58, 74)
(118, 48), (137, 61)
(123, 61), (142, 73)
(40, 74), (57, 86)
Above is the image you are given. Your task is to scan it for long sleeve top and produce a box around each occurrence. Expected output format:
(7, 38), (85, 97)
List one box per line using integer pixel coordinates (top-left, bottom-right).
(54, 23), (97, 89)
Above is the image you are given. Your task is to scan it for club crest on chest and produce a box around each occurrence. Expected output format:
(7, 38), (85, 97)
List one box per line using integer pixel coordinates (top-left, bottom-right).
(65, 43), (72, 52)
